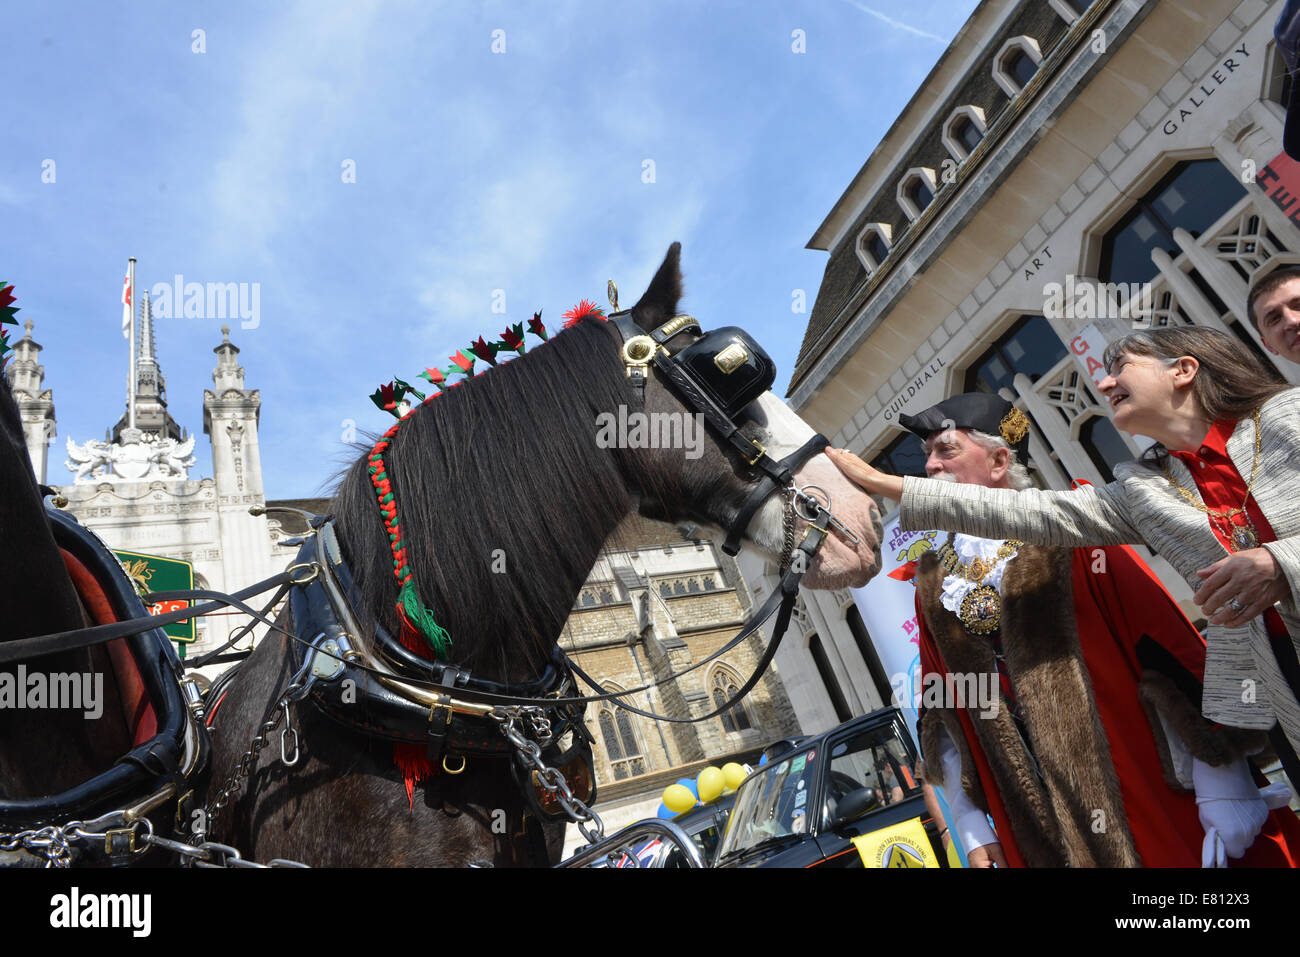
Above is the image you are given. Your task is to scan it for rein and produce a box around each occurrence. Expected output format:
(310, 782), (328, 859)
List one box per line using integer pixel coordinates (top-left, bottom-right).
(9, 305), (858, 866)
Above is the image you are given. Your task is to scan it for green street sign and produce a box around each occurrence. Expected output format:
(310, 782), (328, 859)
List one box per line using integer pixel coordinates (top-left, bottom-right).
(114, 549), (196, 644)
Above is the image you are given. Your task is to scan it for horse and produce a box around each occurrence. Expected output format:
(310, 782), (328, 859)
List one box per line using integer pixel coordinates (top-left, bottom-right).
(0, 342), (203, 866)
(204, 243), (883, 867)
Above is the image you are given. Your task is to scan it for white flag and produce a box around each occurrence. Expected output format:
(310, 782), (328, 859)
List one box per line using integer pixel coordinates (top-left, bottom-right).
(121, 271), (133, 339)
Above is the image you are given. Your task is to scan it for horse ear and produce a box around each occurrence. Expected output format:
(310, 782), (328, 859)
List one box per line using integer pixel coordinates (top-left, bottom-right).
(631, 242), (683, 329)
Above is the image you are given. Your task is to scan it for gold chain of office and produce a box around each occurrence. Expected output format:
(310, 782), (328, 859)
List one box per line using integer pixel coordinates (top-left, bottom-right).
(1161, 408), (1262, 553)
(938, 534), (1024, 636)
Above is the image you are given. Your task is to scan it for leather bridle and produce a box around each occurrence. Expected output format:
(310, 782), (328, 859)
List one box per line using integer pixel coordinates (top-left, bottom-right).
(9, 308), (864, 852)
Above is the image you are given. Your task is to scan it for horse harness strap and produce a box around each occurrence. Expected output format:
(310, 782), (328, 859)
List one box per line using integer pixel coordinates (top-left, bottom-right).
(0, 508), (210, 867)
(284, 522), (588, 762)
(608, 311), (835, 559)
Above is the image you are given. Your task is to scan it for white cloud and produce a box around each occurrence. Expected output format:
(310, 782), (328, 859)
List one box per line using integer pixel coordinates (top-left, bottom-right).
(836, 0), (947, 43)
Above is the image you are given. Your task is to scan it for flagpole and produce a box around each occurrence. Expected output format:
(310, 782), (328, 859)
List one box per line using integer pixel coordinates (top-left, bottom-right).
(127, 257), (136, 431)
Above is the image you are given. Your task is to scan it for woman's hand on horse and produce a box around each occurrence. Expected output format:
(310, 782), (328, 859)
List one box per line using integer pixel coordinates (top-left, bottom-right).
(824, 447), (905, 500)
(1195, 548), (1289, 628)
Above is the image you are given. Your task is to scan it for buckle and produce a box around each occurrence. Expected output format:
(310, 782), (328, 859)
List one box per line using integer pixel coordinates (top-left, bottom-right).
(745, 440), (767, 467)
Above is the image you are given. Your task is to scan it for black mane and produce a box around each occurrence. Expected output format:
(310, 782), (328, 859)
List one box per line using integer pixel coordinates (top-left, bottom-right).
(332, 318), (639, 682)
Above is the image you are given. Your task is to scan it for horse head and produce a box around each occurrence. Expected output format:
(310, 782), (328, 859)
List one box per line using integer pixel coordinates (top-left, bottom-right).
(609, 242), (882, 592)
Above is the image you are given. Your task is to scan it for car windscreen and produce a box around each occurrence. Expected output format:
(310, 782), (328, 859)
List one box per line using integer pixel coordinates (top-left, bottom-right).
(716, 749), (819, 860)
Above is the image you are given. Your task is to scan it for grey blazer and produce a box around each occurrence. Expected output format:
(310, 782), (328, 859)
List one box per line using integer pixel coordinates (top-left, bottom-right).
(900, 387), (1300, 756)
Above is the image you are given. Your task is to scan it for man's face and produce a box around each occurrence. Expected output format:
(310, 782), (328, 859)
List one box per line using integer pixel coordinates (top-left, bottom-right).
(1254, 276), (1300, 363)
(922, 428), (1002, 488)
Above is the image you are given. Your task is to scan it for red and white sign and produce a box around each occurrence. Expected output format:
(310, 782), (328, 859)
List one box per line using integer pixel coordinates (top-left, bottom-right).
(1257, 151), (1300, 227)
(1069, 322), (1109, 391)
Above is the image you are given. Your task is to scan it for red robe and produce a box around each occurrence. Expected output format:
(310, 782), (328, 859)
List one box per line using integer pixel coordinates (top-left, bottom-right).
(918, 544), (1300, 867)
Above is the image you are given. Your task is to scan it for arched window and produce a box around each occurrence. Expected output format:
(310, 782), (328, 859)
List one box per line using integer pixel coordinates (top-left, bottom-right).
(687, 578), (700, 593)
(856, 223), (892, 273)
(660, 582), (673, 597)
(711, 666), (753, 734)
(596, 692), (648, 781)
(942, 106), (987, 161)
(1098, 160), (1246, 287)
(897, 169), (937, 221)
(993, 37), (1042, 98)
(809, 633), (853, 723)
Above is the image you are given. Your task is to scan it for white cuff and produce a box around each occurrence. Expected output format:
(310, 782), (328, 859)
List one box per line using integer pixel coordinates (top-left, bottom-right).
(937, 731), (998, 852)
(1193, 758), (1260, 802)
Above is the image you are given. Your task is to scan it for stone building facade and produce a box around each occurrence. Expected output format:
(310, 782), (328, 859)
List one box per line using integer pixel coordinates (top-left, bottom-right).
(558, 513), (801, 846)
(756, 0), (1300, 732)
(8, 295), (803, 849)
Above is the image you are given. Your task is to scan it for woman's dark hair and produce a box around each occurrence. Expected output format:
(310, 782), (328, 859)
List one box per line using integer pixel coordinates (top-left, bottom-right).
(1102, 326), (1288, 423)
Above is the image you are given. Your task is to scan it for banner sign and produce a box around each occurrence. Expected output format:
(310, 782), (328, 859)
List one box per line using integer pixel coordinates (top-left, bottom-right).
(852, 816), (941, 868)
(113, 549), (196, 645)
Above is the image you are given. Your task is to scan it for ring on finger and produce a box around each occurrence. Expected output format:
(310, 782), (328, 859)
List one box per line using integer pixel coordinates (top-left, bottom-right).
(1228, 598), (1246, 613)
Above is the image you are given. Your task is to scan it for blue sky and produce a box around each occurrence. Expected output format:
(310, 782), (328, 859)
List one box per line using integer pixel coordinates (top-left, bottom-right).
(2, 0), (978, 497)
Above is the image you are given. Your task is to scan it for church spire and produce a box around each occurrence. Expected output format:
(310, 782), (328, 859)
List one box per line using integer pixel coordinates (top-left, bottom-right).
(112, 278), (182, 443)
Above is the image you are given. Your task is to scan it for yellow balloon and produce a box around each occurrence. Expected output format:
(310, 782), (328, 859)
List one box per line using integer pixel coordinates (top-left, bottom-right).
(722, 762), (748, 791)
(698, 767), (725, 803)
(663, 784), (696, 814)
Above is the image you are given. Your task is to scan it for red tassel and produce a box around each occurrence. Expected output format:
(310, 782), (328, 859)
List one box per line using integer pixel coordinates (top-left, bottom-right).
(393, 743), (438, 811)
(395, 602), (437, 661)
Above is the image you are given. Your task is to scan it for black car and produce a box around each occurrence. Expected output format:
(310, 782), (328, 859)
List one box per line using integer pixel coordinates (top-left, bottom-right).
(715, 707), (949, 868)
(613, 794), (736, 868)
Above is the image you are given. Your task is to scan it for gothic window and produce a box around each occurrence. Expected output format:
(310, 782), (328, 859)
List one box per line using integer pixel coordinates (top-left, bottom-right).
(597, 696), (647, 781)
(688, 578), (700, 593)
(1099, 160), (1247, 287)
(703, 576), (716, 591)
(674, 581), (686, 595)
(711, 667), (753, 734)
(660, 582), (673, 597)
(582, 591), (596, 607)
(809, 634), (853, 724)
(599, 586), (614, 603)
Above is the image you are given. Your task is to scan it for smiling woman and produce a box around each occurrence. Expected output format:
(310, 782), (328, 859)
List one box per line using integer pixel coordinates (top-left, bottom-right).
(824, 327), (1300, 775)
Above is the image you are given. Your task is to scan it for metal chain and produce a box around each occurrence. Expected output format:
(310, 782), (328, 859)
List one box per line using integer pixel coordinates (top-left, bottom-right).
(0, 824), (78, 868)
(202, 669), (313, 831)
(491, 706), (607, 847)
(0, 816), (308, 868)
(778, 493), (797, 576)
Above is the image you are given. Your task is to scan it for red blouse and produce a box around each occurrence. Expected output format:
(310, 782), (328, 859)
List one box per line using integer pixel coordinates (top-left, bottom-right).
(1168, 418), (1287, 639)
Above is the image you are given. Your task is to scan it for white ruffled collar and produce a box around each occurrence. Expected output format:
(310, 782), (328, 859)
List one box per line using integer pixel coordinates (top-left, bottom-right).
(939, 533), (1018, 617)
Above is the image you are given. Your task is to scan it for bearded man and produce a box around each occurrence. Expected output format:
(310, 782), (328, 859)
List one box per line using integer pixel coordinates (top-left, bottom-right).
(895, 394), (1298, 867)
